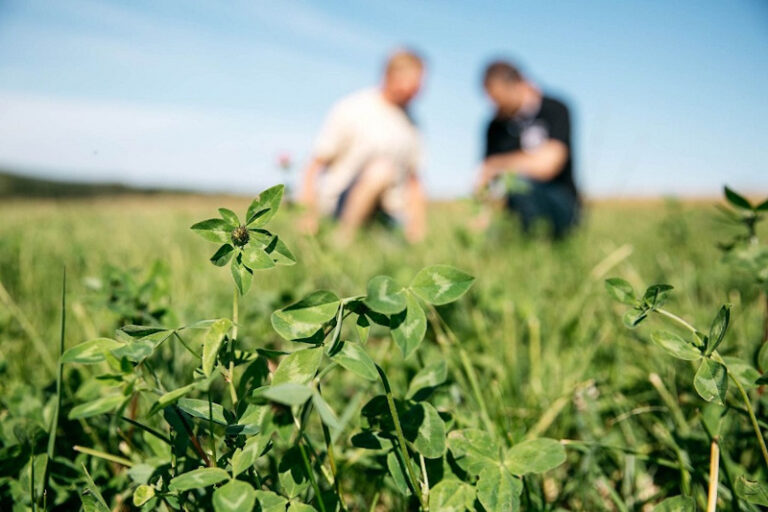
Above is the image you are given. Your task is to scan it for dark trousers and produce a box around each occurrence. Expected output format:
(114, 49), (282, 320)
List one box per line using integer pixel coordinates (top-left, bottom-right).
(506, 181), (580, 239)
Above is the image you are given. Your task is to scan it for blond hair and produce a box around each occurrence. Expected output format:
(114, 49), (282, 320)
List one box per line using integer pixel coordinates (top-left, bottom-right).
(384, 49), (424, 76)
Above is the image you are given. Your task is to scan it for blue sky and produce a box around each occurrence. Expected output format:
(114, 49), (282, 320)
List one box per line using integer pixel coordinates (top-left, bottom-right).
(0, 0), (766, 198)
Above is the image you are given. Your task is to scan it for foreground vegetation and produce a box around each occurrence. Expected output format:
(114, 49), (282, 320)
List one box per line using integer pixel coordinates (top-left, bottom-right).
(0, 190), (766, 510)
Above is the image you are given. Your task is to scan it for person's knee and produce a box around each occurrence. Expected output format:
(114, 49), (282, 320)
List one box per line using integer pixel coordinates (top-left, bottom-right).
(358, 158), (398, 191)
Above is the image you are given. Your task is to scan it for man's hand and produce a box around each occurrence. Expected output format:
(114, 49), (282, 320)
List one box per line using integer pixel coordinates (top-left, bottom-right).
(475, 157), (505, 194)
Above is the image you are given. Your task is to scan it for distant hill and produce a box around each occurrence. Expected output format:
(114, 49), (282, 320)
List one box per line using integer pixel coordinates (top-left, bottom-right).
(0, 170), (189, 198)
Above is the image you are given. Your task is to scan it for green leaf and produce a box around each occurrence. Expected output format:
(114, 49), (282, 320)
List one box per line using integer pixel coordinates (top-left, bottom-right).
(264, 235), (296, 266)
(758, 341), (768, 372)
(356, 313), (370, 343)
(69, 394), (125, 419)
(447, 429), (500, 475)
(81, 464), (110, 512)
(724, 186), (752, 210)
(642, 284), (673, 308)
(254, 490), (289, 512)
(132, 484), (155, 507)
(169, 467), (229, 491)
(312, 391), (341, 430)
(735, 476), (768, 506)
(247, 184), (284, 226)
(210, 244), (235, 267)
(332, 341), (378, 381)
(650, 331), (702, 361)
(386, 450), (418, 495)
(723, 357), (761, 389)
(694, 358), (728, 405)
(604, 278), (636, 305)
(242, 244), (276, 270)
(428, 479), (476, 512)
(391, 292), (427, 359)
(260, 383), (313, 406)
(407, 360), (447, 399)
(151, 381), (201, 414)
(654, 495), (695, 511)
(202, 318), (231, 377)
(213, 479), (256, 512)
(231, 259), (253, 295)
(706, 304), (730, 355)
(62, 338), (124, 364)
(272, 347), (323, 386)
(271, 291), (340, 341)
(504, 438), (566, 475)
(410, 265), (475, 305)
(218, 208), (240, 227)
(622, 309), (647, 328)
(287, 503), (318, 512)
(756, 198), (768, 212)
(232, 435), (270, 477)
(364, 275), (407, 314)
(413, 402), (446, 458)
(278, 446), (310, 498)
(191, 218), (232, 243)
(176, 398), (227, 425)
(477, 464), (523, 512)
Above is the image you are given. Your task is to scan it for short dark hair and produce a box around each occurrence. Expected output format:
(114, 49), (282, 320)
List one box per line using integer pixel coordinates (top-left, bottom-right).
(483, 60), (522, 87)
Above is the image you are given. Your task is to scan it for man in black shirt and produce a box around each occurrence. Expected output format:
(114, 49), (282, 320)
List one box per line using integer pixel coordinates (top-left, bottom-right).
(476, 60), (580, 238)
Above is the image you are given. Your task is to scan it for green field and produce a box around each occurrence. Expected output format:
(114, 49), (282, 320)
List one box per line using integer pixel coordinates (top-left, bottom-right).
(1, 194), (766, 511)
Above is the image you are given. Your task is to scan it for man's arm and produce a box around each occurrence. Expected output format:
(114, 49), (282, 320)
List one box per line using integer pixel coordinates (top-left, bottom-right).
(479, 140), (568, 187)
(404, 173), (427, 243)
(297, 157), (327, 235)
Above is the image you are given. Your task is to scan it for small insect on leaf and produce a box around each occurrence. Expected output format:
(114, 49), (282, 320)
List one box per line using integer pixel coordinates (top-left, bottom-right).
(604, 278), (636, 305)
(706, 304), (730, 356)
(724, 186), (752, 210)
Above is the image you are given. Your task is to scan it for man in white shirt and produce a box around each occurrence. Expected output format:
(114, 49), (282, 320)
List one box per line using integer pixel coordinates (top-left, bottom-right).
(298, 49), (427, 243)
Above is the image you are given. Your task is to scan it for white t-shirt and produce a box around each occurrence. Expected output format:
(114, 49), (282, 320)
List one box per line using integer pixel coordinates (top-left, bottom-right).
(313, 88), (423, 217)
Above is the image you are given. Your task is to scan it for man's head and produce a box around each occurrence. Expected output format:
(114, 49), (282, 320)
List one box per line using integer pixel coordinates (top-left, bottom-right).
(483, 60), (530, 116)
(382, 49), (425, 107)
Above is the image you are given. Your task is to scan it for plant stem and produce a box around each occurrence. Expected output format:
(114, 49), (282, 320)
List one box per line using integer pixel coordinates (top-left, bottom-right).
(655, 308), (698, 334)
(430, 306), (496, 438)
(298, 440), (328, 512)
(707, 437), (719, 512)
(319, 387), (346, 511)
(44, 269), (66, 498)
(229, 288), (239, 405)
(73, 445), (133, 467)
(376, 365), (427, 511)
(208, 389), (217, 466)
(729, 373), (768, 469)
(30, 447), (36, 512)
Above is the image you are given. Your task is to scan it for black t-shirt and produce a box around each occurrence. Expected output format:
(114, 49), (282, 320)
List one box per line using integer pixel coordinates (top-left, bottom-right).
(485, 95), (577, 195)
